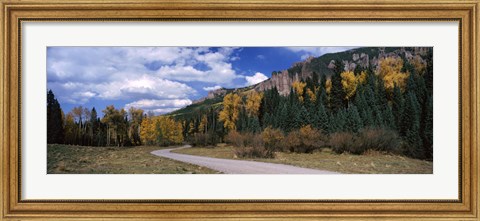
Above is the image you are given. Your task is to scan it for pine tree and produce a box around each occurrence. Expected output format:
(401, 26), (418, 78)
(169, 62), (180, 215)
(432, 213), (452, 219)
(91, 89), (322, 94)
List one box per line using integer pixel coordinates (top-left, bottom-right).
(345, 105), (363, 132)
(90, 107), (98, 146)
(403, 92), (423, 159)
(383, 104), (395, 129)
(330, 66), (346, 111)
(421, 95), (433, 160)
(392, 85), (405, 131)
(299, 106), (311, 126)
(247, 116), (261, 133)
(304, 90), (317, 125)
(276, 103), (289, 131)
(415, 74), (427, 106)
(315, 102), (329, 133)
(331, 109), (347, 132)
(47, 90), (64, 144)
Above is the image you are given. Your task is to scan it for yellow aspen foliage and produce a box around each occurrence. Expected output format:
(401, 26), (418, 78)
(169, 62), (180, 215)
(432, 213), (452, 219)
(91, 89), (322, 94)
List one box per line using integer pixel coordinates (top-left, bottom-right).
(306, 88), (316, 102)
(140, 117), (156, 145)
(198, 115), (208, 133)
(188, 121), (195, 135)
(377, 57), (409, 92)
(340, 71), (358, 100)
(245, 91), (263, 117)
(218, 93), (242, 131)
(158, 117), (183, 145)
(325, 78), (332, 94)
(292, 81), (306, 102)
(356, 71), (367, 85)
(140, 116), (184, 146)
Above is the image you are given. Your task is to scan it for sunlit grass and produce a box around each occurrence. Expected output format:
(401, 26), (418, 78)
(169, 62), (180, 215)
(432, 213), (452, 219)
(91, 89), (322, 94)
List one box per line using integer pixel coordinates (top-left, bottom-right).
(173, 144), (433, 174)
(47, 144), (217, 174)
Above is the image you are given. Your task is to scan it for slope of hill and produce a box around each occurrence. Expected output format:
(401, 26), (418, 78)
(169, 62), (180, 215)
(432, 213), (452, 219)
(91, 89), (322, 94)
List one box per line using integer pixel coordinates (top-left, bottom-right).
(168, 47), (429, 117)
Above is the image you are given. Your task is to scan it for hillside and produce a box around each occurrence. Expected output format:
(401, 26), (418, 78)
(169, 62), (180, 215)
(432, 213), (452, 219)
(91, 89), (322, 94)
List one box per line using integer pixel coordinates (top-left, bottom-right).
(168, 47), (429, 117)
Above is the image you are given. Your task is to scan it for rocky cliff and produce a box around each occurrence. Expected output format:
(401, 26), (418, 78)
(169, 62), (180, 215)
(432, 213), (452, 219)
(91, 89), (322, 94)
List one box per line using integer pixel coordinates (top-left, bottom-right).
(201, 47), (430, 99)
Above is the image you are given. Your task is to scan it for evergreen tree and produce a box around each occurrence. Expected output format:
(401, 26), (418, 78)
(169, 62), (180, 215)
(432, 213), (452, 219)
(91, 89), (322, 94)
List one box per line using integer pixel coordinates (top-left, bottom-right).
(262, 112), (273, 129)
(90, 107), (98, 146)
(403, 92), (423, 159)
(47, 90), (64, 144)
(247, 116), (261, 133)
(330, 61), (346, 111)
(299, 106), (311, 126)
(424, 49), (433, 94)
(345, 105), (363, 132)
(382, 104), (395, 129)
(415, 75), (428, 106)
(421, 95), (433, 160)
(392, 85), (405, 131)
(315, 102), (329, 132)
(372, 105), (384, 128)
(330, 109), (347, 132)
(304, 90), (317, 125)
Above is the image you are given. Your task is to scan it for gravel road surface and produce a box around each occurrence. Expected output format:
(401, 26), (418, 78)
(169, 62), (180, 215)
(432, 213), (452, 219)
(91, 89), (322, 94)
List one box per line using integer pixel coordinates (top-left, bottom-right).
(151, 145), (338, 174)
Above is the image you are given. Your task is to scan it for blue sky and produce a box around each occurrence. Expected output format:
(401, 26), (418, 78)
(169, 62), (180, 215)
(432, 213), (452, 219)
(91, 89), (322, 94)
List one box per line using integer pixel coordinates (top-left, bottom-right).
(47, 47), (355, 116)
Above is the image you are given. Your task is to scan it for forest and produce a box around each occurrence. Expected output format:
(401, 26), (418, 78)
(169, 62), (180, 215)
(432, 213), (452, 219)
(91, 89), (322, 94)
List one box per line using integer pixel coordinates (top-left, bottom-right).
(47, 49), (433, 161)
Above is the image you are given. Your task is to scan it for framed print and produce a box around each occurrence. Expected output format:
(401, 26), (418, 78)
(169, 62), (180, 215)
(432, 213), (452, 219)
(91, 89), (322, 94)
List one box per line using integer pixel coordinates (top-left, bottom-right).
(1, 0), (478, 220)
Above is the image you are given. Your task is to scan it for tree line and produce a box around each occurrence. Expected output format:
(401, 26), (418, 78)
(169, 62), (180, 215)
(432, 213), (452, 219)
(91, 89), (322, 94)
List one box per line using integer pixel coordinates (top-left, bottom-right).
(47, 91), (184, 147)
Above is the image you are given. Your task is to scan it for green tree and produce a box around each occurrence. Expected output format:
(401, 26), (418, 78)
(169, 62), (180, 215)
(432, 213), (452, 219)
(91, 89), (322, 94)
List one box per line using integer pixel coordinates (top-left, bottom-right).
(47, 90), (64, 144)
(403, 92), (423, 159)
(392, 85), (405, 131)
(421, 95), (433, 160)
(345, 105), (363, 132)
(330, 60), (346, 111)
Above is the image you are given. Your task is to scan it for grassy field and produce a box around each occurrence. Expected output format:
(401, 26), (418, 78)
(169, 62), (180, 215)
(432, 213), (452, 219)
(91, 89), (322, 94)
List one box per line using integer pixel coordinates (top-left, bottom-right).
(47, 144), (217, 174)
(172, 144), (433, 174)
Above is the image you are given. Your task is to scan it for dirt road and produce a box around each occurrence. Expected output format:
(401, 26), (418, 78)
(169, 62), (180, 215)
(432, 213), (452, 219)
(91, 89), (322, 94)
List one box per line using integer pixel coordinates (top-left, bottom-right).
(151, 145), (338, 174)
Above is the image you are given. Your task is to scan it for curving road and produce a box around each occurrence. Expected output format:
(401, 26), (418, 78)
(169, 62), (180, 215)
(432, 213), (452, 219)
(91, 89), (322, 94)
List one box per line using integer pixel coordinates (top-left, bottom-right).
(151, 145), (338, 174)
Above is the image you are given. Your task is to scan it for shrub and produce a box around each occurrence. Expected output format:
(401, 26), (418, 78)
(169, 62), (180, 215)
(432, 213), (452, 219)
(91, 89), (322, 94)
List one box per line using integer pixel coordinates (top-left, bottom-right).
(329, 128), (401, 155)
(329, 132), (356, 154)
(357, 128), (401, 154)
(283, 125), (326, 153)
(189, 133), (219, 147)
(261, 127), (284, 153)
(226, 130), (273, 158)
(234, 145), (274, 158)
(225, 130), (243, 147)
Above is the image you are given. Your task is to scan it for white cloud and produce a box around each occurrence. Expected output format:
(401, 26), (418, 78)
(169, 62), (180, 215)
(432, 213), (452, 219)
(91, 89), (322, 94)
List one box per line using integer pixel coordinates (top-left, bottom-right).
(203, 85), (222, 91)
(48, 74), (196, 104)
(47, 47), (242, 105)
(245, 72), (269, 86)
(125, 99), (192, 115)
(256, 55), (266, 60)
(285, 47), (358, 59)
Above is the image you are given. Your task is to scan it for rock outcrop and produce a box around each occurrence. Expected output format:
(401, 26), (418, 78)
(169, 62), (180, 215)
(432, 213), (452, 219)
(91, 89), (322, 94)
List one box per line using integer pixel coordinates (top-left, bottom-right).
(197, 47), (431, 100)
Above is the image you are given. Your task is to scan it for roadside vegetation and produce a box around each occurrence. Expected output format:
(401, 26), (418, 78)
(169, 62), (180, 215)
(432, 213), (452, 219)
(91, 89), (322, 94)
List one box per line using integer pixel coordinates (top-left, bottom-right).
(47, 144), (217, 174)
(173, 144), (433, 174)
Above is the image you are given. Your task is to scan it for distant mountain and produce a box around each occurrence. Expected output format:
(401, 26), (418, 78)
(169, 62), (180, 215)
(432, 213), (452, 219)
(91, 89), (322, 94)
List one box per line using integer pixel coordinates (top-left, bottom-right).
(168, 47), (430, 117)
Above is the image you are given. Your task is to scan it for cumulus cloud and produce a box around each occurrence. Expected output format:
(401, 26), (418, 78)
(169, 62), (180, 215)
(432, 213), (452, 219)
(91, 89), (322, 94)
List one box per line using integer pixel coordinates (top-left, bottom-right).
(124, 99), (192, 115)
(203, 85), (222, 91)
(245, 72), (269, 86)
(285, 47), (358, 60)
(47, 47), (242, 107)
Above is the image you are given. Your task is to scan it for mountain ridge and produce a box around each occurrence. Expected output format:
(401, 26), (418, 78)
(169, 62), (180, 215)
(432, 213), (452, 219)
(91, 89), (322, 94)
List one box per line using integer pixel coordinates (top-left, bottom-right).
(172, 47), (429, 116)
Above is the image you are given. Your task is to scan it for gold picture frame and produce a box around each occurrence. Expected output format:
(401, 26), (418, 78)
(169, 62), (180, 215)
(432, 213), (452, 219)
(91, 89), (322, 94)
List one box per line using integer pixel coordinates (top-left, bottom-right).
(1, 0), (478, 220)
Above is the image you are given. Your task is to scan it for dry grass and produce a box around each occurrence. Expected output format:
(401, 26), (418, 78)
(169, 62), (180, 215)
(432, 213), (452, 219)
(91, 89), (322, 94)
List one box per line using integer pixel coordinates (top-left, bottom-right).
(47, 144), (217, 174)
(173, 144), (433, 174)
